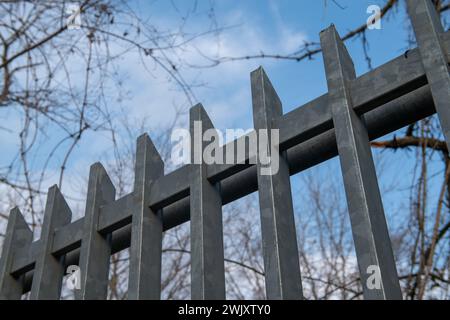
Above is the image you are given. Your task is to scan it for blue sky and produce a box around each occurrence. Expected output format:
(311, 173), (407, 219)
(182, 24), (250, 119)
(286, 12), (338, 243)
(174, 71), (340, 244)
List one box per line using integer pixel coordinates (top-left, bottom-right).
(112, 0), (417, 131)
(1, 0), (449, 226)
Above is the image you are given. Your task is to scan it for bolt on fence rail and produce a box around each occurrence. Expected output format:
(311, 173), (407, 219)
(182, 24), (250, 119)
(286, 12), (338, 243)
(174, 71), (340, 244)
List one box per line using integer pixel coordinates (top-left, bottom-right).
(1, 0), (449, 300)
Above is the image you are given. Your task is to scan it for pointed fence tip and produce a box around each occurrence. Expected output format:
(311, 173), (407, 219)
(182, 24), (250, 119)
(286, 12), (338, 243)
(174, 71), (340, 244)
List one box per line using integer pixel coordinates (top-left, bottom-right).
(137, 132), (149, 141)
(251, 65), (265, 76)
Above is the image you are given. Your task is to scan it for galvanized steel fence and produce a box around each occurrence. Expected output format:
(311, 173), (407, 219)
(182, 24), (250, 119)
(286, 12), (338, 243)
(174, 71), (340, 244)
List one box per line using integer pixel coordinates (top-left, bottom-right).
(0, 0), (449, 300)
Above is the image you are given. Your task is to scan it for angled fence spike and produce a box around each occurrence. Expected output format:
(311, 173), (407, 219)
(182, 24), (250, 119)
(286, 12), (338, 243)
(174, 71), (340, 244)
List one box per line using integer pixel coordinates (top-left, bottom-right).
(320, 25), (402, 300)
(189, 104), (226, 299)
(128, 133), (164, 300)
(250, 67), (303, 300)
(407, 0), (450, 153)
(77, 163), (116, 300)
(30, 185), (72, 300)
(0, 208), (33, 299)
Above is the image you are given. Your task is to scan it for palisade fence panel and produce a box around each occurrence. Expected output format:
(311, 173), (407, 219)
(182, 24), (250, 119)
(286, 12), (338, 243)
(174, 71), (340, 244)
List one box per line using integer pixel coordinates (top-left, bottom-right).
(0, 0), (449, 300)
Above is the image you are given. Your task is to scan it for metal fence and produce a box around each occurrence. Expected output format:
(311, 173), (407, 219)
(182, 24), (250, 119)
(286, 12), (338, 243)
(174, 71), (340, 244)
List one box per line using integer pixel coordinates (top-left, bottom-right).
(0, 0), (449, 300)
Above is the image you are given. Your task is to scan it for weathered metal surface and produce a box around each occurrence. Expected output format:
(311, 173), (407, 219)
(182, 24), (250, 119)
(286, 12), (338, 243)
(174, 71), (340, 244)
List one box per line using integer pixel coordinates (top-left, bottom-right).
(320, 25), (402, 300)
(30, 186), (72, 299)
(407, 0), (450, 152)
(9, 83), (441, 294)
(189, 104), (226, 299)
(251, 67), (303, 299)
(128, 134), (164, 300)
(0, 208), (32, 299)
(76, 163), (116, 300)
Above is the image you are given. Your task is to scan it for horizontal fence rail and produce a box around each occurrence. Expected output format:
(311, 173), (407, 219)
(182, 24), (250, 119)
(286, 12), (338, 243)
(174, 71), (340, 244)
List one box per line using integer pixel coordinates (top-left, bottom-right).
(0, 0), (449, 300)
